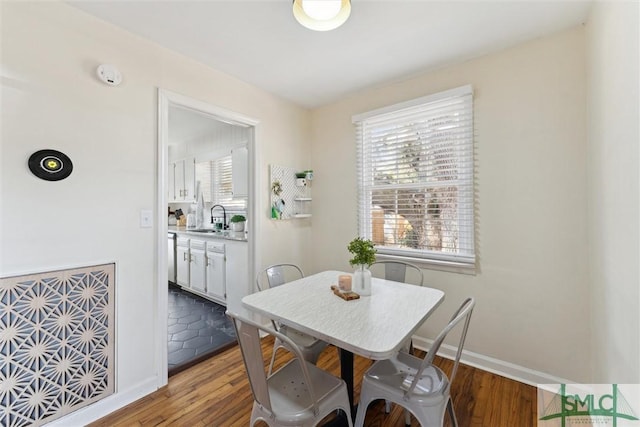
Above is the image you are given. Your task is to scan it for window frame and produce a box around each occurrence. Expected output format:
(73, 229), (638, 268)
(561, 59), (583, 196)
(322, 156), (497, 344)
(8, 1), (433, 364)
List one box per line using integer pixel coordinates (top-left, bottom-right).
(352, 85), (476, 273)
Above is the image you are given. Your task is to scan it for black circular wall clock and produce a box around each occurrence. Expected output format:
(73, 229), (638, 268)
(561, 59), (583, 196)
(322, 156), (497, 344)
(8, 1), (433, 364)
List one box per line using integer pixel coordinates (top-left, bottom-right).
(28, 149), (73, 181)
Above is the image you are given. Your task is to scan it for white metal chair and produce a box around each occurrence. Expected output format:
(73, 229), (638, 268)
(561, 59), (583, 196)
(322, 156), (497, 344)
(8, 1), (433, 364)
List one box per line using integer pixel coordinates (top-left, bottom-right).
(227, 311), (353, 427)
(256, 264), (328, 375)
(370, 260), (426, 420)
(370, 260), (424, 286)
(354, 298), (475, 427)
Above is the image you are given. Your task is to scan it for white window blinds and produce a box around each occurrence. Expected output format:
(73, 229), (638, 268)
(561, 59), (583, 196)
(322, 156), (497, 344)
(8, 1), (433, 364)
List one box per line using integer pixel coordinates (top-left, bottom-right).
(195, 155), (246, 209)
(353, 85), (475, 269)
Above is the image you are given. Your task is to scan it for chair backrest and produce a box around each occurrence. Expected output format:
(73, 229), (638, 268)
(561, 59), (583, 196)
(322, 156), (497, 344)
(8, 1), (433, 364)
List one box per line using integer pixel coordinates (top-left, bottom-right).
(370, 260), (424, 286)
(226, 311), (319, 416)
(406, 298), (475, 397)
(256, 263), (304, 291)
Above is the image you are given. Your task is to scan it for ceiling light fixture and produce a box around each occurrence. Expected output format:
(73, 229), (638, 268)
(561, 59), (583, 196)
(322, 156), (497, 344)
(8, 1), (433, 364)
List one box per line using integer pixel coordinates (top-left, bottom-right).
(292, 0), (351, 32)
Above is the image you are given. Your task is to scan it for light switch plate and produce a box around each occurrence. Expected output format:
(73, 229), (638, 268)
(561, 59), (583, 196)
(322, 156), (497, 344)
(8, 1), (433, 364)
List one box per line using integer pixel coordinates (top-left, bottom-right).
(140, 209), (153, 228)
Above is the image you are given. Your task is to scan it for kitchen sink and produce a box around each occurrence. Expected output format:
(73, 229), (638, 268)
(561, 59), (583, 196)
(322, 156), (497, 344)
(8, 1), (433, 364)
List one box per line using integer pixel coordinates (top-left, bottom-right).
(188, 229), (228, 235)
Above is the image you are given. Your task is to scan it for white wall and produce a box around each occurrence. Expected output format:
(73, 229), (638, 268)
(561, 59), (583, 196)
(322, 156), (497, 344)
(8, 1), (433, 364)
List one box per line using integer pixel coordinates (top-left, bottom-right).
(0, 0), (312, 416)
(586, 1), (640, 383)
(310, 27), (591, 382)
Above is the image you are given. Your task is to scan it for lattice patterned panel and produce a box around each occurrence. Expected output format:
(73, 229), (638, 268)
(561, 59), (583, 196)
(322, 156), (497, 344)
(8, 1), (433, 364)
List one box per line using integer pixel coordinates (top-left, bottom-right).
(0, 264), (115, 427)
(270, 164), (312, 220)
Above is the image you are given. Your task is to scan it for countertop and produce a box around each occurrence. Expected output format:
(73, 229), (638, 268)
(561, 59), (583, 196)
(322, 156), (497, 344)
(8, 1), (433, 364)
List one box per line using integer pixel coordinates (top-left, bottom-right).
(168, 226), (248, 242)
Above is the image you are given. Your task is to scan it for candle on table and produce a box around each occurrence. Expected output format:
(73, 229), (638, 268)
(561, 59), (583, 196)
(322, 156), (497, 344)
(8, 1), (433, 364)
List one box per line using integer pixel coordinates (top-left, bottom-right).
(338, 274), (352, 292)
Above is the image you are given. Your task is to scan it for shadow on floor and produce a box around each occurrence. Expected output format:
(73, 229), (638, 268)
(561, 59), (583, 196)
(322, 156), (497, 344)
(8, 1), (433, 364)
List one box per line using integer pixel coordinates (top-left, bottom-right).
(168, 284), (236, 376)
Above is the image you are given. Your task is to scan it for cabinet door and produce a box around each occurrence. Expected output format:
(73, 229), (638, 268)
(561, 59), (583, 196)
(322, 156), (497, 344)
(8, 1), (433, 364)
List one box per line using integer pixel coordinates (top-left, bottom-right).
(231, 146), (248, 198)
(189, 242), (206, 293)
(171, 158), (195, 202)
(176, 245), (190, 287)
(206, 252), (226, 302)
(184, 158), (195, 202)
(224, 241), (249, 312)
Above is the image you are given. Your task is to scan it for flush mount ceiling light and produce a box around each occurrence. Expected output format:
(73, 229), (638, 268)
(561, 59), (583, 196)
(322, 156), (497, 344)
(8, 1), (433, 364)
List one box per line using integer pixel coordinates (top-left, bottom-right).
(293, 0), (351, 31)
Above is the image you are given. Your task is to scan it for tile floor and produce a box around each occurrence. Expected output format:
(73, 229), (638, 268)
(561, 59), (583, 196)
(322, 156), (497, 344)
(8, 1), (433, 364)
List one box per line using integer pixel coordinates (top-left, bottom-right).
(168, 284), (236, 375)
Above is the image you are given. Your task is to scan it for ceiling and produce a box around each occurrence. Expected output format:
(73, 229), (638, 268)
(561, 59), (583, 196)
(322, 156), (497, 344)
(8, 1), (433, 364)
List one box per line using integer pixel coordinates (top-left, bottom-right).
(69, 1), (592, 109)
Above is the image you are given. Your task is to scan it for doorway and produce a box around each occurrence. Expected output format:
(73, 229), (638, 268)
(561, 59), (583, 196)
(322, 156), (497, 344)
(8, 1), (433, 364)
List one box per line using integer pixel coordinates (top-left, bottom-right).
(157, 89), (259, 386)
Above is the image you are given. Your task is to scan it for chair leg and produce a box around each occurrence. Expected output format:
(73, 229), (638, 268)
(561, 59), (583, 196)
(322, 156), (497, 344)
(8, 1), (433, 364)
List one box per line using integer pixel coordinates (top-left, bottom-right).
(447, 398), (458, 427)
(385, 400), (391, 413)
(354, 390), (373, 427)
(404, 408), (411, 426)
(267, 339), (281, 376)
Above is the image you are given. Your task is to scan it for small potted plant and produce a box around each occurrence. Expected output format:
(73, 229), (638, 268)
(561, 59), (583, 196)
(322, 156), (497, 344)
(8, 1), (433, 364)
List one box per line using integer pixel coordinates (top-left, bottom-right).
(347, 237), (376, 296)
(230, 214), (246, 232)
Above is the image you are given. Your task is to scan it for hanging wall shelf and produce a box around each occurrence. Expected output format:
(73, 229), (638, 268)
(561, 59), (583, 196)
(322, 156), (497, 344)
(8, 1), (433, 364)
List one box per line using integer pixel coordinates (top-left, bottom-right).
(270, 164), (312, 220)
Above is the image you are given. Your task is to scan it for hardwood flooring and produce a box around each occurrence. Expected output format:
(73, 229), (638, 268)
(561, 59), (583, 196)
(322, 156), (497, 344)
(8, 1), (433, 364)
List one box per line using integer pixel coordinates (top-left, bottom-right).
(89, 337), (537, 426)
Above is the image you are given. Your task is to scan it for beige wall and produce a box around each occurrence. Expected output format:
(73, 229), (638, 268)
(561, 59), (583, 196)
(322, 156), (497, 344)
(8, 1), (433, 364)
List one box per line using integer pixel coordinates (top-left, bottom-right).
(310, 27), (591, 382)
(0, 0), (311, 402)
(586, 1), (640, 383)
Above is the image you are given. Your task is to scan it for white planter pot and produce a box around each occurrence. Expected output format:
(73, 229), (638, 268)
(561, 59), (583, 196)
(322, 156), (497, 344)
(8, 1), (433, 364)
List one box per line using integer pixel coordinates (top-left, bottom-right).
(230, 221), (245, 232)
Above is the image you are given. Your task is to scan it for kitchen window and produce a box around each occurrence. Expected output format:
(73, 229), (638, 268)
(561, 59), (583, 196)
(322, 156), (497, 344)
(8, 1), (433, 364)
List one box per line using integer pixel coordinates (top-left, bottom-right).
(195, 155), (246, 209)
(352, 85), (475, 271)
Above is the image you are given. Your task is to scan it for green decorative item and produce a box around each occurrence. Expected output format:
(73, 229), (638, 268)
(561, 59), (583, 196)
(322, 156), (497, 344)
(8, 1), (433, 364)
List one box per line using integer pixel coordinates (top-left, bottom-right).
(347, 237), (376, 267)
(230, 215), (246, 223)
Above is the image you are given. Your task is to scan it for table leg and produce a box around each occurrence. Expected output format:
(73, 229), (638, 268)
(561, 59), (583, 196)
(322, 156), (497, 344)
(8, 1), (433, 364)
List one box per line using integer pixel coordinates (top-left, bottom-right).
(339, 348), (355, 415)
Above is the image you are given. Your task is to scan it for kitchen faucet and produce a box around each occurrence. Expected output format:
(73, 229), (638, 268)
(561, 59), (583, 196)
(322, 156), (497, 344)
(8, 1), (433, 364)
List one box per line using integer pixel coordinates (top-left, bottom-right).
(210, 204), (226, 229)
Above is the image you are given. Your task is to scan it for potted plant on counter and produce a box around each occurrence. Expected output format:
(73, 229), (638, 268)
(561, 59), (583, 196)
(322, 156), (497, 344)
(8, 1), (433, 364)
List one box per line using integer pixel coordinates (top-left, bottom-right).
(347, 237), (376, 296)
(230, 215), (246, 232)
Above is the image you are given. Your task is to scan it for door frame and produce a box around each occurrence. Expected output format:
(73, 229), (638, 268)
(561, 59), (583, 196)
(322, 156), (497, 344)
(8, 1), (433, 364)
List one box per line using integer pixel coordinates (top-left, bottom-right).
(157, 88), (260, 386)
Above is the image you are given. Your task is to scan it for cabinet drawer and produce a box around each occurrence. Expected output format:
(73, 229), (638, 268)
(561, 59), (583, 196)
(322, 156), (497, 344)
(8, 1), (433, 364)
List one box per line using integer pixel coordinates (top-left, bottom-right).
(177, 237), (190, 247)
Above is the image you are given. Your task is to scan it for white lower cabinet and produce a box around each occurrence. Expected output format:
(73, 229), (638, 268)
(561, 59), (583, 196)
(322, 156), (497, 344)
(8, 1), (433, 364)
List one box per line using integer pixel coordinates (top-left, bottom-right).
(206, 241), (226, 304)
(189, 239), (207, 293)
(172, 233), (248, 307)
(176, 237), (190, 287)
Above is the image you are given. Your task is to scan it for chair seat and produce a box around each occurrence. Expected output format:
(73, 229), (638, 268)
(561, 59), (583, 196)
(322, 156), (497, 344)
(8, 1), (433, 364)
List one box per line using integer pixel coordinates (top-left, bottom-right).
(365, 352), (449, 405)
(268, 358), (345, 420)
(280, 325), (326, 349)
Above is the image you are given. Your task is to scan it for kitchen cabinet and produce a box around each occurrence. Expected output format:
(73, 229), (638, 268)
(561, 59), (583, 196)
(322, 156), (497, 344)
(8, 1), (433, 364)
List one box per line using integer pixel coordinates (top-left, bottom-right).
(176, 237), (190, 287)
(224, 239), (249, 312)
(189, 239), (207, 293)
(170, 158), (195, 202)
(169, 229), (249, 309)
(231, 146), (248, 198)
(168, 233), (176, 283)
(206, 241), (226, 304)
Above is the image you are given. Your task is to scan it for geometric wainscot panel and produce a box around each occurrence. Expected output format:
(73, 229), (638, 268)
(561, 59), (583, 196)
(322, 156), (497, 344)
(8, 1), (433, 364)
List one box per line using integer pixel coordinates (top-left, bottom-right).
(0, 264), (115, 427)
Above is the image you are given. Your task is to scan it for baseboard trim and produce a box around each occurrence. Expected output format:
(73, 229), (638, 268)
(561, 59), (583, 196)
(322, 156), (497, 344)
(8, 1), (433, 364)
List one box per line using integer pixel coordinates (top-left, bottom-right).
(46, 376), (160, 427)
(411, 336), (575, 387)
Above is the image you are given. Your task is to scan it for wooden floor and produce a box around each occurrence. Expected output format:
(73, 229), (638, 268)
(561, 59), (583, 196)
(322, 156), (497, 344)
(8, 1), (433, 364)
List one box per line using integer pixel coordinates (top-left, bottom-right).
(90, 337), (537, 426)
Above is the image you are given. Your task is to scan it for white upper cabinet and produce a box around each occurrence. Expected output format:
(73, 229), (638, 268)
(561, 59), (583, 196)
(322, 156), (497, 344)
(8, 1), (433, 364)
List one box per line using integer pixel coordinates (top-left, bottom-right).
(169, 158), (195, 202)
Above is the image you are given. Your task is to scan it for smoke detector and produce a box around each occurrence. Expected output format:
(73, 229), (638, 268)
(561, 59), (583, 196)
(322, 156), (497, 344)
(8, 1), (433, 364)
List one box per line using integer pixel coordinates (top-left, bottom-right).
(96, 64), (122, 86)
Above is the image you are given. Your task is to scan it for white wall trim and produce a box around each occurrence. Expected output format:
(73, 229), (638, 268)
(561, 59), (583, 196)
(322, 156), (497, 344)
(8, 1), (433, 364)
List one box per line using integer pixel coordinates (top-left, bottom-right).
(412, 335), (575, 387)
(156, 88), (260, 388)
(46, 376), (159, 427)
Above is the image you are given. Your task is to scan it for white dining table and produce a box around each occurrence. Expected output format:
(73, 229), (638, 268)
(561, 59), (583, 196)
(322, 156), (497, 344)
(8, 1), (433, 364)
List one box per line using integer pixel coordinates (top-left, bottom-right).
(241, 270), (445, 411)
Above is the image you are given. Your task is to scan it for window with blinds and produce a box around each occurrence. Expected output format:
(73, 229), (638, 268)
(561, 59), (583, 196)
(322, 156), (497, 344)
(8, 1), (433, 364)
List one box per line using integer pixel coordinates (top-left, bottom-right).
(352, 85), (475, 269)
(195, 155), (246, 209)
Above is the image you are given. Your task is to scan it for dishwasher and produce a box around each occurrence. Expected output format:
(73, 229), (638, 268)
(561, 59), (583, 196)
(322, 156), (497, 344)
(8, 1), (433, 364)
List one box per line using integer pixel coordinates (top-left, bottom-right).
(206, 241), (226, 304)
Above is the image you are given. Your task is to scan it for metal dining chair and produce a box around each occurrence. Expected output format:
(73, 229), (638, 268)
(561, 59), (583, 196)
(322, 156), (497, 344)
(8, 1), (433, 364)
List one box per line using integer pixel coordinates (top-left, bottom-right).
(370, 260), (427, 421)
(371, 260), (424, 353)
(227, 311), (353, 427)
(370, 260), (424, 286)
(354, 297), (475, 427)
(256, 264), (328, 375)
